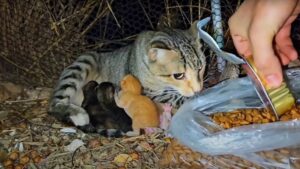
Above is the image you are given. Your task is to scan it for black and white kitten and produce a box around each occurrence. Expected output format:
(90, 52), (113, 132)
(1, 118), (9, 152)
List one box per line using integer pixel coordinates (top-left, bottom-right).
(80, 81), (132, 137)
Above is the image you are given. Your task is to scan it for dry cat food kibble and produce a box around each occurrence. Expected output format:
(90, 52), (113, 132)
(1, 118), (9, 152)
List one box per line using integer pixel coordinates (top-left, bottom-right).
(256, 148), (300, 168)
(212, 106), (300, 129)
(160, 106), (300, 168)
(210, 106), (300, 168)
(159, 139), (262, 169)
(3, 150), (43, 169)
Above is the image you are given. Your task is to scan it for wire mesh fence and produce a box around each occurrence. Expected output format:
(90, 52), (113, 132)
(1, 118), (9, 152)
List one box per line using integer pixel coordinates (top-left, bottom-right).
(1, 0), (299, 87)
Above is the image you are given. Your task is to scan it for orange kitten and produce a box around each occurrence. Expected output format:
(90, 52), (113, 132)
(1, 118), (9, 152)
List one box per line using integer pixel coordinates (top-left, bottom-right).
(115, 74), (159, 136)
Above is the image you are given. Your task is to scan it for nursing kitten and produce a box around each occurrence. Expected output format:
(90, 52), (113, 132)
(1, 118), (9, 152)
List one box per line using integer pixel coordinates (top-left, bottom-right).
(81, 81), (132, 136)
(115, 75), (159, 136)
(48, 23), (206, 128)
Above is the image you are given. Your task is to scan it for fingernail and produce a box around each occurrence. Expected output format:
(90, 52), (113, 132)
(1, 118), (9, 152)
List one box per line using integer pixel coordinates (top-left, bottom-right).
(266, 74), (281, 88)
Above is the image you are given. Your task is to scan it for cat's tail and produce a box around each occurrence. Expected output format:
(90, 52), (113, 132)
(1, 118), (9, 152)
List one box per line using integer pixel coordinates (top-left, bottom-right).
(48, 52), (99, 126)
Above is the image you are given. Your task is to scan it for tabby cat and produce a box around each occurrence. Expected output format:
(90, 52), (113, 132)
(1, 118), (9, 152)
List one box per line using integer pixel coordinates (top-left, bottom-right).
(48, 23), (206, 128)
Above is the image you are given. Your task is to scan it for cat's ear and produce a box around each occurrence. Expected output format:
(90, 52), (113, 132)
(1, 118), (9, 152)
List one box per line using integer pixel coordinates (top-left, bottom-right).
(148, 48), (158, 62)
(150, 41), (170, 50)
(148, 46), (179, 63)
(148, 41), (170, 62)
(188, 21), (200, 39)
(187, 21), (202, 48)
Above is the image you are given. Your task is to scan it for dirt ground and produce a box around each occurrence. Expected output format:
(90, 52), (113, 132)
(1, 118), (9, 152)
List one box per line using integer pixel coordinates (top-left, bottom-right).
(1, 76), (300, 169)
(0, 85), (171, 169)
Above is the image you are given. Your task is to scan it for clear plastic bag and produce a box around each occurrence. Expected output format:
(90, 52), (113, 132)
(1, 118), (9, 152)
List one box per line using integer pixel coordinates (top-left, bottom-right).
(170, 75), (300, 168)
(286, 68), (300, 104)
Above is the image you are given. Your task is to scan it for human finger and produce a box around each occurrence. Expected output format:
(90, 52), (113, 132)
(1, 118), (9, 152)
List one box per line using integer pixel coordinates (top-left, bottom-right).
(275, 21), (298, 61)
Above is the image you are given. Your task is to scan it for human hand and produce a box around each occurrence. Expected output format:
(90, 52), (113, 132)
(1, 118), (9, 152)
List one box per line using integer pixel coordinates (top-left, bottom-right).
(229, 0), (300, 88)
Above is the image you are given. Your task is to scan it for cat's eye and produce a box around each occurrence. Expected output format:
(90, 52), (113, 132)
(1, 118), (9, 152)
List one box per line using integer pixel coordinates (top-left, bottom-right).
(172, 73), (185, 80)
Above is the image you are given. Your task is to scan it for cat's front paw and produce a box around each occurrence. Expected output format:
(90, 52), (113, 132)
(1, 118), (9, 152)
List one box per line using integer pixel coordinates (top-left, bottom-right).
(68, 105), (90, 126)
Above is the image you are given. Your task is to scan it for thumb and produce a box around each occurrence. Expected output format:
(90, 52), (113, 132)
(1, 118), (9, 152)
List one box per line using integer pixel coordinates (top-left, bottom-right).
(247, 1), (291, 88)
(249, 27), (283, 88)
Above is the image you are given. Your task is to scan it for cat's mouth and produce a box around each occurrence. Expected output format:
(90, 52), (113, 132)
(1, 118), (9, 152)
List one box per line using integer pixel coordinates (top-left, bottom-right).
(181, 91), (197, 97)
(178, 86), (202, 97)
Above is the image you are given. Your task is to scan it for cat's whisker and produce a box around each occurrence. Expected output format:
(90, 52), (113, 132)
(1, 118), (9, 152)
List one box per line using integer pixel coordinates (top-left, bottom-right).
(203, 78), (210, 83)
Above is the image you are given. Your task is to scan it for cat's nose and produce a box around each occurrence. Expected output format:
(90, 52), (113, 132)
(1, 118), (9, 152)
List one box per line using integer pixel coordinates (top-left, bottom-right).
(194, 87), (201, 93)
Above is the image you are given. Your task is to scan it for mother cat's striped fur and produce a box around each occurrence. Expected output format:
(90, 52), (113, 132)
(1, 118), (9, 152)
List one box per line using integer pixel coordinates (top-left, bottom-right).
(48, 23), (206, 128)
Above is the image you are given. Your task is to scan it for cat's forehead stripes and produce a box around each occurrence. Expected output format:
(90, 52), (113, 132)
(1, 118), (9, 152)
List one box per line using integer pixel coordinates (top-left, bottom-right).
(160, 28), (204, 70)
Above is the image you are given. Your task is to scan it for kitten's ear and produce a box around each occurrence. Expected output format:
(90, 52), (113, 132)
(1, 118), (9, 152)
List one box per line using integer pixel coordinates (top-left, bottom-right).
(120, 79), (126, 88)
(105, 86), (115, 101)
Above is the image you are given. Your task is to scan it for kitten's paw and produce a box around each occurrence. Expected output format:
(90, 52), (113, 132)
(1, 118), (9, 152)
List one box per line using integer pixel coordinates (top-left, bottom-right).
(160, 104), (172, 130)
(143, 127), (162, 135)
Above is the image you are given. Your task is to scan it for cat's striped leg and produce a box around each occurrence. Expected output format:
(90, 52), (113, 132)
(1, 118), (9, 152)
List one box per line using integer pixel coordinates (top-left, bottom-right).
(48, 52), (99, 129)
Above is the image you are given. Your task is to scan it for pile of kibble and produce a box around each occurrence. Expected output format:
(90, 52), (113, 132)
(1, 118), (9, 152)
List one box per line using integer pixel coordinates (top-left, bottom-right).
(160, 106), (300, 168)
(212, 106), (300, 129)
(3, 150), (43, 169)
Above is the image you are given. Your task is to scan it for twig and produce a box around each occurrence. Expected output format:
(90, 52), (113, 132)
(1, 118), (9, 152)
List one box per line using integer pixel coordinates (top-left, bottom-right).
(164, 0), (171, 26)
(47, 152), (71, 159)
(22, 141), (45, 146)
(80, 3), (110, 36)
(106, 0), (121, 29)
(176, 0), (191, 25)
(189, 0), (193, 24)
(166, 5), (210, 12)
(71, 145), (83, 167)
(27, 35), (66, 72)
(4, 98), (48, 104)
(28, 162), (38, 169)
(121, 135), (145, 143)
(0, 55), (29, 72)
(138, 0), (154, 29)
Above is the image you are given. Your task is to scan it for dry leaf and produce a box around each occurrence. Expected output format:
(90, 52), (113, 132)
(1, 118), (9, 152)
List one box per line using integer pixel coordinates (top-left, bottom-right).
(60, 127), (77, 134)
(138, 141), (152, 151)
(0, 82), (23, 102)
(88, 139), (101, 149)
(64, 139), (85, 152)
(129, 152), (139, 160)
(113, 154), (132, 165)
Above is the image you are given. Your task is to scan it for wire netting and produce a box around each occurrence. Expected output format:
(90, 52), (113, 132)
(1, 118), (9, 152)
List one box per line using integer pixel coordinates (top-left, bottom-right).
(0, 0), (299, 87)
